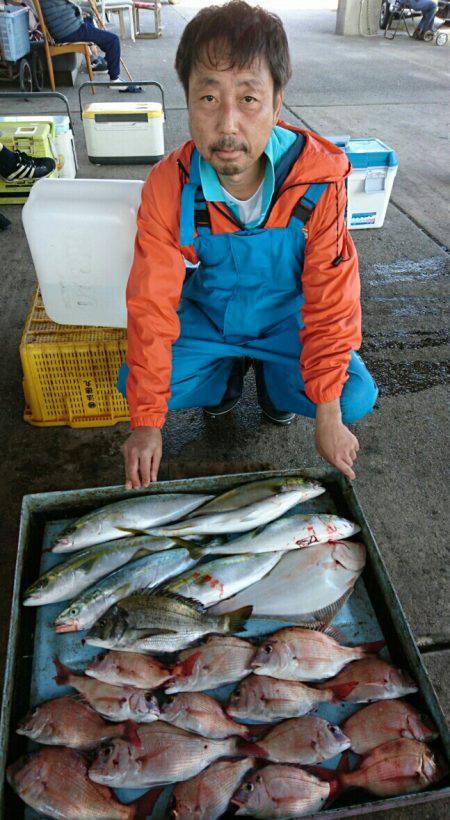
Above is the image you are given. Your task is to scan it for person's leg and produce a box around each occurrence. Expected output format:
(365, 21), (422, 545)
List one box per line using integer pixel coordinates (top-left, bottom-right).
(409, 0), (438, 31)
(0, 141), (55, 180)
(62, 21), (121, 80)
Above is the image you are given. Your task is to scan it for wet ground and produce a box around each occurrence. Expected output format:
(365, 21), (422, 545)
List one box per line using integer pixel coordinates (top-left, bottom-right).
(0, 4), (449, 817)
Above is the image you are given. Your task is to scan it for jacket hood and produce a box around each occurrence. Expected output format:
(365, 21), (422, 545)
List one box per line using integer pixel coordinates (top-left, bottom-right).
(277, 119), (352, 183)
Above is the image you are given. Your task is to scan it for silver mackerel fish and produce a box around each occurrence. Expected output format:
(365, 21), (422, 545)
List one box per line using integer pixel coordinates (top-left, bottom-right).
(52, 492), (214, 552)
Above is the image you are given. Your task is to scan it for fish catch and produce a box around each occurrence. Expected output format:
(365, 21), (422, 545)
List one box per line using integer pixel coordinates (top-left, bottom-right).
(210, 541), (365, 622)
(167, 635), (256, 693)
(226, 674), (336, 722)
(170, 758), (256, 820)
(85, 650), (173, 689)
(143, 490), (310, 537)
(23, 536), (174, 606)
(53, 657), (160, 722)
(251, 627), (384, 682)
(85, 591), (252, 654)
(53, 493), (213, 552)
(54, 548), (197, 633)
(238, 716), (350, 764)
(342, 700), (438, 754)
(315, 657), (418, 702)
(16, 695), (129, 749)
(188, 476), (325, 517)
(89, 722), (239, 788)
(164, 551), (282, 606)
(339, 738), (446, 797)
(6, 747), (154, 819)
(160, 692), (251, 739)
(232, 763), (337, 817)
(198, 515), (360, 556)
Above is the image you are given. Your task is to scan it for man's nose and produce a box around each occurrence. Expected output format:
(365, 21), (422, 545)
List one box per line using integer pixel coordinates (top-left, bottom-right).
(218, 100), (239, 134)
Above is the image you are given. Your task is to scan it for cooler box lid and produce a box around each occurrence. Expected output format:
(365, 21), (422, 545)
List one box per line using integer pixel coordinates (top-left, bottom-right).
(345, 138), (398, 169)
(82, 102), (163, 120)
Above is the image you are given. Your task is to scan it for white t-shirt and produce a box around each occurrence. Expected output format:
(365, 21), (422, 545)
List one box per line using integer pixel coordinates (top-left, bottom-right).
(220, 180), (264, 227)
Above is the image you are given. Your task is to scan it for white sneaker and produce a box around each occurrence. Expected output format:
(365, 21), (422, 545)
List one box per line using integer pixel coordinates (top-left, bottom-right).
(109, 77), (127, 89)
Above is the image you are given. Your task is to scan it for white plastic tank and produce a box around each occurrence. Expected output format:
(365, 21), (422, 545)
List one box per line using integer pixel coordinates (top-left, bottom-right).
(22, 178), (144, 327)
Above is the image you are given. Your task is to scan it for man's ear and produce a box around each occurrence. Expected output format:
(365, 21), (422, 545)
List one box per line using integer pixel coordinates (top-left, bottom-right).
(274, 91), (283, 124)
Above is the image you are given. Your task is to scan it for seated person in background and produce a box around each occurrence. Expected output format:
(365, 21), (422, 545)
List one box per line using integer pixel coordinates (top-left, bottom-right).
(408, 0), (439, 38)
(38, 0), (123, 82)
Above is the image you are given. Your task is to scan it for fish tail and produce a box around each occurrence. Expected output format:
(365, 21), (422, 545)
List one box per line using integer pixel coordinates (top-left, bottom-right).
(236, 739), (267, 759)
(53, 656), (71, 686)
(358, 639), (385, 656)
(329, 681), (359, 701)
(185, 544), (206, 560)
(131, 786), (165, 819)
(224, 605), (253, 634)
(122, 720), (142, 749)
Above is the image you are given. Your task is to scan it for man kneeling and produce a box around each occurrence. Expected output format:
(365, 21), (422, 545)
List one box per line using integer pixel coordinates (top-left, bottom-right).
(119, 0), (378, 487)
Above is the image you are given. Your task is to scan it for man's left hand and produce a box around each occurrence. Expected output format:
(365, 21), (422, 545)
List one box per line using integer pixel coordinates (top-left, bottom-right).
(315, 399), (359, 480)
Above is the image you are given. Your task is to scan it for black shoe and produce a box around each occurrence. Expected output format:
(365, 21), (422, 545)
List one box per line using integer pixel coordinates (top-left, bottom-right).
(1, 150), (56, 181)
(253, 359), (296, 426)
(92, 58), (108, 73)
(0, 212), (11, 231)
(203, 357), (249, 417)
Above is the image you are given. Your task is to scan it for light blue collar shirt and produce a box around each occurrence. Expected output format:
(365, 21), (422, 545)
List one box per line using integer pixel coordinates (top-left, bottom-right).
(198, 125), (297, 229)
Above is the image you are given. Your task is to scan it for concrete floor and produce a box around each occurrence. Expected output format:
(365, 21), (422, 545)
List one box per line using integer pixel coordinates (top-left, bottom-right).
(0, 3), (449, 816)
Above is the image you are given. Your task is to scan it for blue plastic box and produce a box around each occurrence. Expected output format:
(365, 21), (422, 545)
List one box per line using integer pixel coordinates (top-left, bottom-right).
(0, 5), (30, 62)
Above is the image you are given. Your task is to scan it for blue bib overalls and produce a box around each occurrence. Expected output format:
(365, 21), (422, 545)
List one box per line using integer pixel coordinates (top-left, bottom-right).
(118, 147), (377, 423)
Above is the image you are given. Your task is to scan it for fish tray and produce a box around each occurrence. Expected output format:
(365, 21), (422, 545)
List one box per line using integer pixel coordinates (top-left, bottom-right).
(1, 468), (449, 818)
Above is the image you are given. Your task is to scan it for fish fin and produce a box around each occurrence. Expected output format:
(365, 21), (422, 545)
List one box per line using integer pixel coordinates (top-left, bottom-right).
(170, 649), (202, 679)
(157, 590), (208, 614)
(53, 656), (71, 686)
(359, 639), (385, 655)
(337, 750), (351, 773)
(236, 739), (267, 758)
(132, 786), (165, 819)
(183, 544), (206, 560)
(310, 589), (354, 625)
(330, 681), (359, 701)
(173, 536), (201, 549)
(123, 720), (142, 749)
(137, 628), (180, 637)
(116, 526), (150, 535)
(226, 605), (253, 634)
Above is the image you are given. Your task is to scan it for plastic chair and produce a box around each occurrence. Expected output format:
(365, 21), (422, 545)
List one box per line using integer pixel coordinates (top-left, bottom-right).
(133, 1), (162, 39)
(32, 0), (95, 93)
(100, 0), (136, 41)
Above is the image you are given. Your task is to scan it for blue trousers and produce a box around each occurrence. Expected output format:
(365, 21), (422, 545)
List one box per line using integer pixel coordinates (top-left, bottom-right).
(408, 0), (438, 30)
(61, 19), (121, 80)
(118, 299), (378, 425)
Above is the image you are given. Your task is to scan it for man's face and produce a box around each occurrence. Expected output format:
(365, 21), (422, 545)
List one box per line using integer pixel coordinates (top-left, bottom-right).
(187, 53), (282, 179)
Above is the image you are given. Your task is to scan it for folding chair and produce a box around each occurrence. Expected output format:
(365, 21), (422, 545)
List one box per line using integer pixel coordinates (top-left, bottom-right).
(133, 1), (162, 39)
(33, 0), (95, 93)
(384, 1), (423, 39)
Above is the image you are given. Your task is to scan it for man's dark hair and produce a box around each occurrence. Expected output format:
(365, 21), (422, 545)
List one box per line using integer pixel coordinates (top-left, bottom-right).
(175, 0), (292, 99)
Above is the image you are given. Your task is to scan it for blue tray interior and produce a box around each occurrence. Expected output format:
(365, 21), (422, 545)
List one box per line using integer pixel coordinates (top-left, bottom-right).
(23, 495), (387, 819)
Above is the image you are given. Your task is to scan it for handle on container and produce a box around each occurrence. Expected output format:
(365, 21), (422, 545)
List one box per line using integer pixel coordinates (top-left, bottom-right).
(78, 81), (166, 119)
(0, 91), (74, 134)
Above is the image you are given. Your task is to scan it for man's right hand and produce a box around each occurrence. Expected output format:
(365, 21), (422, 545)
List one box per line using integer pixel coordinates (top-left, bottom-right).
(123, 426), (162, 489)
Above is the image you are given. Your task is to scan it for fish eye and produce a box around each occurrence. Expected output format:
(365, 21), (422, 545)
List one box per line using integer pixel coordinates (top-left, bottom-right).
(101, 745), (113, 758)
(244, 782), (254, 792)
(255, 775), (263, 784)
(98, 619), (106, 628)
(264, 644), (273, 654)
(166, 696), (175, 704)
(69, 607), (78, 616)
(145, 693), (155, 704)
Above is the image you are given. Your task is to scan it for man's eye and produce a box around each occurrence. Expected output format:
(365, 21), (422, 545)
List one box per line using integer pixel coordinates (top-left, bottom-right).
(202, 95), (215, 103)
(243, 96), (257, 103)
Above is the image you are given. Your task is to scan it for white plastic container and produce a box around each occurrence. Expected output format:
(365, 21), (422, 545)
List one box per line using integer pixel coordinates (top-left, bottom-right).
(0, 114), (77, 178)
(325, 136), (398, 229)
(82, 101), (164, 165)
(22, 178), (144, 327)
(345, 138), (398, 229)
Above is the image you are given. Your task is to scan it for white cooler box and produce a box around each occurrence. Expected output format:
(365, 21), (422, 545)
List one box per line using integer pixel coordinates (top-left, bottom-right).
(326, 136), (398, 229)
(22, 178), (144, 327)
(82, 101), (165, 165)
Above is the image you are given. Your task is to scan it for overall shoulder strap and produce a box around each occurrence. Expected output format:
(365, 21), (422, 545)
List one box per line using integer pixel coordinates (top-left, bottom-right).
(180, 148), (211, 246)
(293, 182), (328, 227)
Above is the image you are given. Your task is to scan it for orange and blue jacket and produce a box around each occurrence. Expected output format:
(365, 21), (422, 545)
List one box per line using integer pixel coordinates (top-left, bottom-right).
(126, 121), (362, 429)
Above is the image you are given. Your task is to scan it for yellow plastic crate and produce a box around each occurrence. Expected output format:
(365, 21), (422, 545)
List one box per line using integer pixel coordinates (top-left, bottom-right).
(20, 289), (130, 428)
